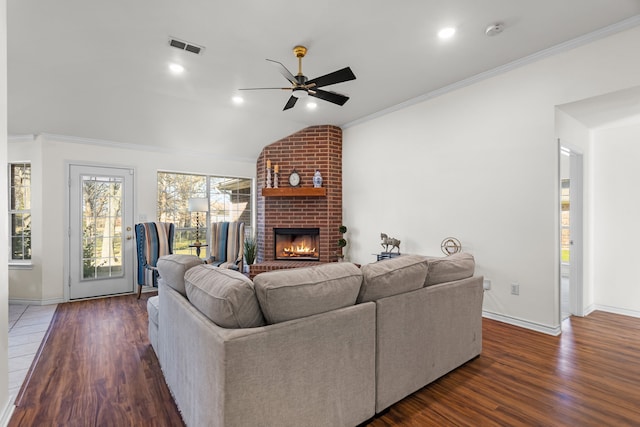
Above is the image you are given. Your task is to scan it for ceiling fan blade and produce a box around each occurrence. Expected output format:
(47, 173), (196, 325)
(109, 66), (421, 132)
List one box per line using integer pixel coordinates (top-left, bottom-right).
(307, 67), (356, 88)
(266, 59), (297, 85)
(239, 87), (291, 91)
(283, 95), (298, 110)
(309, 89), (349, 106)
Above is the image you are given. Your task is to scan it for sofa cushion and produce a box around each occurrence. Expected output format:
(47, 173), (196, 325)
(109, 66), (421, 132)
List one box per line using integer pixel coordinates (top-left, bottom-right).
(184, 265), (265, 328)
(425, 252), (475, 286)
(157, 254), (204, 296)
(147, 295), (159, 327)
(253, 262), (363, 324)
(358, 255), (428, 303)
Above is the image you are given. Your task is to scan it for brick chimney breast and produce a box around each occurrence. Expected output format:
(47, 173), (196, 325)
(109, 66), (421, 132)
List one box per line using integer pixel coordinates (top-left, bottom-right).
(256, 125), (343, 266)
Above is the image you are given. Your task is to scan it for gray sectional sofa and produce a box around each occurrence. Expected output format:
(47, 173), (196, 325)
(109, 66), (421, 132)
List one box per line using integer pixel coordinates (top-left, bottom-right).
(147, 252), (483, 427)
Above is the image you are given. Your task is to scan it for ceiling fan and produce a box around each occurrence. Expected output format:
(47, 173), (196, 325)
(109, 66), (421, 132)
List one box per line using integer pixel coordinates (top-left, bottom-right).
(240, 45), (356, 110)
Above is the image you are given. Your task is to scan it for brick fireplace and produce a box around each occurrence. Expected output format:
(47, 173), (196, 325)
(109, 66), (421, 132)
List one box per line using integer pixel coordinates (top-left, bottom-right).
(251, 125), (342, 278)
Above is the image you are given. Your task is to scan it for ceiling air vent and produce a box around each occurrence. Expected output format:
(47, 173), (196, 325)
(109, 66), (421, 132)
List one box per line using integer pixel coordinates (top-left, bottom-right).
(169, 37), (204, 55)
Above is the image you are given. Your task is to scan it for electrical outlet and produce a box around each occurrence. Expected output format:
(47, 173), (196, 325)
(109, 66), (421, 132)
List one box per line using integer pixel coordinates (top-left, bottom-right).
(510, 283), (520, 295)
(483, 279), (491, 290)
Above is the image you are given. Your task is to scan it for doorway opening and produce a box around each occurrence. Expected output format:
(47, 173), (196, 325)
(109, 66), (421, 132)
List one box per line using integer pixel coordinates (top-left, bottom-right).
(559, 143), (584, 322)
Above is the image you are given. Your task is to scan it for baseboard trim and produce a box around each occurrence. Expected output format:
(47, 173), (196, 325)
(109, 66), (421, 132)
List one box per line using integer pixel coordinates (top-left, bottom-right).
(482, 311), (561, 336)
(584, 304), (597, 316)
(0, 399), (15, 427)
(592, 304), (640, 319)
(8, 297), (64, 306)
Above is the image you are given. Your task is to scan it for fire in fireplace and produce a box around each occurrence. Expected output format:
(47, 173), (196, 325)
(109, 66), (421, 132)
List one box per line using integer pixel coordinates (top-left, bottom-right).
(274, 228), (320, 261)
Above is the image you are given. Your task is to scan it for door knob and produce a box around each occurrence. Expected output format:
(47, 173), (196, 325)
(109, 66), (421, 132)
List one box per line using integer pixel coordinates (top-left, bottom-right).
(127, 235), (132, 240)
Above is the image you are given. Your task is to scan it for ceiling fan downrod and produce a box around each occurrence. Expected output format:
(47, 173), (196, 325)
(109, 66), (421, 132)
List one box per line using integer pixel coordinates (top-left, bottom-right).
(293, 45), (307, 77)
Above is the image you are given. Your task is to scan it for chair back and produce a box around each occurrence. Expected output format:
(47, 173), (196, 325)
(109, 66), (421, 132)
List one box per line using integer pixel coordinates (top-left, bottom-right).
(135, 222), (174, 286)
(210, 221), (245, 270)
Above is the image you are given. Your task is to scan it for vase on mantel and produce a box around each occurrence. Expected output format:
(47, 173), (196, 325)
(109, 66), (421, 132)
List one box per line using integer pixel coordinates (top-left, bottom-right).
(313, 170), (323, 188)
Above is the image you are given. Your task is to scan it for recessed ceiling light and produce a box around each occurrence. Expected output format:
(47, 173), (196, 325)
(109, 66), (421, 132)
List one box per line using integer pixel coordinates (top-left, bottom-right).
(438, 27), (456, 39)
(306, 101), (317, 110)
(169, 63), (185, 74)
(232, 96), (244, 105)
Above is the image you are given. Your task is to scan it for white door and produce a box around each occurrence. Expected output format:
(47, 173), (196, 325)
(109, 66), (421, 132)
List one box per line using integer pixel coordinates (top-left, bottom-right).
(568, 150), (584, 316)
(68, 165), (135, 299)
(559, 143), (584, 319)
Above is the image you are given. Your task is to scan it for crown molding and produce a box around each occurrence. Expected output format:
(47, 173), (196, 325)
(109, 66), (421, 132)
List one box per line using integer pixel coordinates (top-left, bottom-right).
(9, 132), (256, 164)
(344, 14), (640, 130)
(8, 134), (36, 142)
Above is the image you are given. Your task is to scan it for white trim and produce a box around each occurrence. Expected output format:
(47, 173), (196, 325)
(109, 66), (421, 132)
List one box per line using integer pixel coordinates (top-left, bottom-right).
(592, 304), (640, 319)
(483, 310), (561, 336)
(584, 304), (596, 316)
(344, 15), (640, 130)
(9, 297), (64, 306)
(8, 262), (32, 270)
(7, 134), (35, 142)
(37, 133), (256, 163)
(0, 400), (15, 427)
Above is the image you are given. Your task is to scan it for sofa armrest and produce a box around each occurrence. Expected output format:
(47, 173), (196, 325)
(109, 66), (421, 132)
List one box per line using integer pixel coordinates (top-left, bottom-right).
(375, 275), (484, 412)
(159, 284), (376, 427)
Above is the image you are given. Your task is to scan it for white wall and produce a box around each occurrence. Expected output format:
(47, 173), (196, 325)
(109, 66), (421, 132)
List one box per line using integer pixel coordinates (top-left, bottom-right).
(8, 135), (255, 303)
(0, 0), (11, 420)
(591, 122), (640, 316)
(343, 26), (640, 333)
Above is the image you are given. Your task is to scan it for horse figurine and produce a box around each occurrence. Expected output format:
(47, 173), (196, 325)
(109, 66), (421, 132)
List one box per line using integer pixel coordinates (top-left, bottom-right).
(380, 233), (401, 253)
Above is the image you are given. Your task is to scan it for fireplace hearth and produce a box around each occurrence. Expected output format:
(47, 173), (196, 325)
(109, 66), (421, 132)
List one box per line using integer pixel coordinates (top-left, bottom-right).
(274, 228), (320, 261)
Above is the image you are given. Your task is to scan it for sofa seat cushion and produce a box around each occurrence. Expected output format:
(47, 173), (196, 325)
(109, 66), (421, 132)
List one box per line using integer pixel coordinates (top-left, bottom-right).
(425, 252), (475, 286)
(157, 254), (204, 296)
(147, 295), (159, 327)
(358, 255), (428, 303)
(253, 262), (363, 324)
(184, 265), (265, 328)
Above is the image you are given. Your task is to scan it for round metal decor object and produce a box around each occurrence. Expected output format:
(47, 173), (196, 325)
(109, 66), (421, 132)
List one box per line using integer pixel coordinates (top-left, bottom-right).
(441, 237), (462, 255)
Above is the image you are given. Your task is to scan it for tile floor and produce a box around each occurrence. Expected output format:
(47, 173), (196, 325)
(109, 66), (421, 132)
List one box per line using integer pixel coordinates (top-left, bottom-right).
(8, 304), (58, 402)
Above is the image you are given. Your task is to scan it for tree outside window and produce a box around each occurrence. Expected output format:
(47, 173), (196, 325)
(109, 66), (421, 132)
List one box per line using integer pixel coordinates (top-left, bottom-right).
(10, 163), (31, 261)
(157, 172), (252, 256)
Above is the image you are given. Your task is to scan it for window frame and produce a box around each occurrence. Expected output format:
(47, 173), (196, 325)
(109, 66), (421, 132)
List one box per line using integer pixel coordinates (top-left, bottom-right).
(9, 162), (32, 265)
(156, 171), (254, 258)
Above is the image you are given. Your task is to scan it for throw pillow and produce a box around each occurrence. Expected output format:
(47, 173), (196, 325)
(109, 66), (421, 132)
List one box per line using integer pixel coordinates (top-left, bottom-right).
(424, 252), (475, 286)
(253, 262), (363, 324)
(184, 265), (265, 328)
(358, 255), (428, 303)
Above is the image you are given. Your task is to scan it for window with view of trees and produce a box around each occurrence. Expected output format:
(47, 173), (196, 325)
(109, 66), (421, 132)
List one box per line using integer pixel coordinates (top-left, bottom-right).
(157, 172), (253, 255)
(10, 163), (31, 261)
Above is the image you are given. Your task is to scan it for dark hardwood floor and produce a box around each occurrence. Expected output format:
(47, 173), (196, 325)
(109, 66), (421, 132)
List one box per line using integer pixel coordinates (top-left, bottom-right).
(9, 294), (640, 427)
(9, 293), (184, 427)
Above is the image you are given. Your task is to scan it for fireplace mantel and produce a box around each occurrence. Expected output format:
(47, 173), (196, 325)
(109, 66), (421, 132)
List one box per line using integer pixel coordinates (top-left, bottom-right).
(262, 187), (327, 197)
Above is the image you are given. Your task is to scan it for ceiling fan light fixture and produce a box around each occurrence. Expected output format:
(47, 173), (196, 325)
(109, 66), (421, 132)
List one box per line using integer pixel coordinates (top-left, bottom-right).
(306, 101), (317, 110)
(292, 88), (308, 99)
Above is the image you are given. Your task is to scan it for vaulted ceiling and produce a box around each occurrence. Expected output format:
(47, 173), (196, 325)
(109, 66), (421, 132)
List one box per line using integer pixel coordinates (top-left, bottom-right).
(7, 1), (640, 160)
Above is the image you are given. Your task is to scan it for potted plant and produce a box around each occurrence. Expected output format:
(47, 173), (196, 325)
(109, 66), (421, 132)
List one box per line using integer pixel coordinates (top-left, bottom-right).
(244, 236), (257, 270)
(337, 225), (347, 261)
